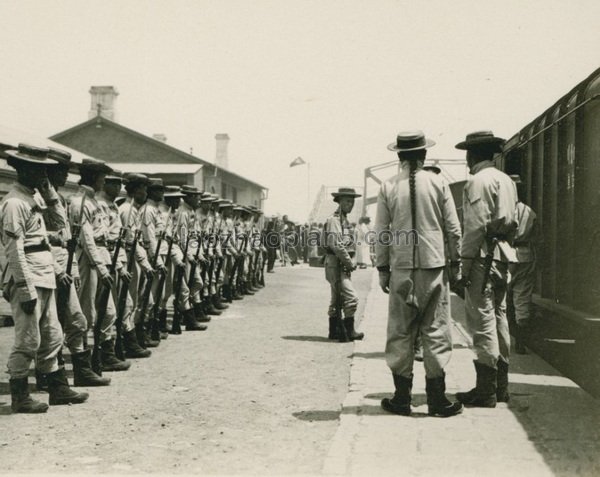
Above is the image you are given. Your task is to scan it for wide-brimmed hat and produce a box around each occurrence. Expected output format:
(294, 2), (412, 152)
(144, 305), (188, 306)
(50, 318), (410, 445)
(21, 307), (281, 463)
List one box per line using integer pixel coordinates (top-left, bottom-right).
(331, 187), (362, 202)
(387, 131), (435, 152)
(47, 147), (72, 165)
(233, 205), (245, 212)
(5, 143), (56, 165)
(80, 158), (113, 175)
(147, 178), (165, 190)
(124, 173), (149, 186)
(164, 185), (185, 198)
(105, 169), (123, 182)
(455, 130), (505, 152)
(200, 193), (218, 203)
(217, 199), (234, 209)
(180, 185), (203, 195)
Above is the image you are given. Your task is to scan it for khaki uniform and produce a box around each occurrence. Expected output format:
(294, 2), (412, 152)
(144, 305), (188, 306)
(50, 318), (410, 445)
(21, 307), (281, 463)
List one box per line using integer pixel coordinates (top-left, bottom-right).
(141, 199), (168, 318)
(508, 202), (537, 326)
(1, 183), (65, 378)
(375, 162), (461, 378)
(45, 193), (87, 353)
(462, 160), (518, 368)
(179, 202), (204, 305)
(222, 217), (237, 286)
(71, 187), (117, 343)
(324, 211), (359, 319)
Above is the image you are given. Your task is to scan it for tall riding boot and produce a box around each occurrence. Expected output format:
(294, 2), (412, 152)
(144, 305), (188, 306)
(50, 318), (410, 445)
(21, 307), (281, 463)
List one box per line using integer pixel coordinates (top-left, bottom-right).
(213, 294), (229, 310)
(204, 297), (222, 316)
(455, 361), (497, 407)
(496, 359), (510, 403)
(101, 339), (131, 372)
(426, 374), (463, 417)
(35, 370), (49, 392)
(184, 308), (208, 331)
(381, 373), (413, 416)
(328, 316), (339, 340)
(123, 329), (152, 358)
(47, 368), (89, 405)
(344, 316), (364, 341)
(10, 377), (49, 413)
(157, 307), (169, 339)
(72, 349), (111, 386)
(193, 302), (211, 323)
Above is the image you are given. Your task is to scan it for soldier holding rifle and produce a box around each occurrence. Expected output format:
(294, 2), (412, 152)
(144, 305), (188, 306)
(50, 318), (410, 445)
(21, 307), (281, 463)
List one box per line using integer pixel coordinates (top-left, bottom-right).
(454, 131), (518, 408)
(323, 188), (363, 342)
(211, 198), (230, 310)
(45, 148), (110, 386)
(219, 200), (238, 303)
(1, 144), (88, 413)
(199, 193), (222, 316)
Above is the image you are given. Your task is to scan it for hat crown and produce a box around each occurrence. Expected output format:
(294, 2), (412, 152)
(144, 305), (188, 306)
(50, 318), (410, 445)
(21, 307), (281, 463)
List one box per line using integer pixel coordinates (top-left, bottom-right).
(387, 131), (435, 152)
(47, 147), (71, 164)
(181, 185), (202, 194)
(124, 173), (149, 184)
(19, 143), (48, 158)
(148, 177), (164, 188)
(466, 130), (496, 142)
(455, 130), (505, 151)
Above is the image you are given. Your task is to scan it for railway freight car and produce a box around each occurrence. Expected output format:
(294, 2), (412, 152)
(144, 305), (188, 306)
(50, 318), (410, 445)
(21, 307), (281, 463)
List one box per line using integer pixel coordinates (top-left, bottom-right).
(498, 67), (600, 323)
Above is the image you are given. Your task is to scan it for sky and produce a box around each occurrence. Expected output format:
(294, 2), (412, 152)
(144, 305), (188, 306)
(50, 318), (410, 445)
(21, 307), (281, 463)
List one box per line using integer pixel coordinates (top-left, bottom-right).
(0, 0), (599, 221)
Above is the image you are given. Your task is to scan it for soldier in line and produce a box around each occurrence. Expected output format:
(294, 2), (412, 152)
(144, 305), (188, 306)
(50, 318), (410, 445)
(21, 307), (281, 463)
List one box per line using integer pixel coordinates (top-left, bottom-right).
(507, 175), (537, 354)
(71, 158), (132, 372)
(97, 172), (151, 359)
(1, 144), (88, 413)
(44, 148), (110, 386)
(199, 193), (222, 316)
(376, 131), (463, 417)
(220, 200), (239, 302)
(323, 187), (363, 342)
(211, 199), (230, 310)
(455, 131), (518, 407)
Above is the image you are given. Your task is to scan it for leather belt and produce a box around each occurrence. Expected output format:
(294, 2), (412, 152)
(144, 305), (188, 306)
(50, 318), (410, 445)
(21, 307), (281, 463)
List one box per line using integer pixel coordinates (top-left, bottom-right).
(24, 243), (51, 254)
(95, 238), (106, 247)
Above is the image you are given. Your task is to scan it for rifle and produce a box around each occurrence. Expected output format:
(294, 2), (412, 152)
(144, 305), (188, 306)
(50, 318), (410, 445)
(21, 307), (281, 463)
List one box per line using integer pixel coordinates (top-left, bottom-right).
(151, 210), (174, 339)
(137, 228), (163, 346)
(480, 236), (499, 295)
(171, 228), (192, 334)
(92, 230), (123, 375)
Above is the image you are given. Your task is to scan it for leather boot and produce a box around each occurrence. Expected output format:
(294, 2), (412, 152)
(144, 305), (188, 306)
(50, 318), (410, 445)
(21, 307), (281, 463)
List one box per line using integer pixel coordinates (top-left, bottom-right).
(144, 327), (160, 348)
(223, 284), (233, 303)
(123, 329), (152, 358)
(426, 374), (463, 417)
(204, 297), (222, 316)
(72, 349), (111, 386)
(47, 368), (89, 405)
(232, 285), (243, 300)
(101, 339), (131, 372)
(35, 370), (49, 392)
(456, 361), (497, 407)
(213, 294), (229, 310)
(157, 307), (169, 334)
(10, 377), (48, 413)
(242, 282), (255, 296)
(135, 322), (147, 349)
(381, 374), (412, 416)
(328, 316), (339, 340)
(344, 316), (364, 341)
(496, 359), (510, 403)
(193, 303), (211, 322)
(184, 309), (207, 331)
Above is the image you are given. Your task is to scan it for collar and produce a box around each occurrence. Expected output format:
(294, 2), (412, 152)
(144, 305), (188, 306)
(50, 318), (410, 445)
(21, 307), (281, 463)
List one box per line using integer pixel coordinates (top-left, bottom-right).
(79, 185), (96, 199)
(14, 182), (36, 196)
(147, 198), (160, 207)
(470, 160), (496, 175)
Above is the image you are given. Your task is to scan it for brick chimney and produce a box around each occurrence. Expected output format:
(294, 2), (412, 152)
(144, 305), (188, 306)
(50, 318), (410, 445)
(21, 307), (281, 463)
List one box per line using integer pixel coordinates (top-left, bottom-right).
(153, 133), (167, 143)
(88, 86), (119, 121)
(215, 133), (230, 169)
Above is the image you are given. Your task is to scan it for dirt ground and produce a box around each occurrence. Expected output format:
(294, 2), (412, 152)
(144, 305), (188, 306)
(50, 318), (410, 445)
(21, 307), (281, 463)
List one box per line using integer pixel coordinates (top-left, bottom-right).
(0, 264), (374, 475)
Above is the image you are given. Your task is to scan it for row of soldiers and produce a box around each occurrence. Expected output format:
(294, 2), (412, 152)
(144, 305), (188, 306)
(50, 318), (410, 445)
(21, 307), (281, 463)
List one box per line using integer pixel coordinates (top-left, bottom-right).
(0, 143), (268, 414)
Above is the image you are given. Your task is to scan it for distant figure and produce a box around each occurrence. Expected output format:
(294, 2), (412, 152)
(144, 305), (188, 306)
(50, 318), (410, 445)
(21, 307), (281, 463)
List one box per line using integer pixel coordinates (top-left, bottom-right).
(355, 217), (372, 269)
(507, 175), (537, 354)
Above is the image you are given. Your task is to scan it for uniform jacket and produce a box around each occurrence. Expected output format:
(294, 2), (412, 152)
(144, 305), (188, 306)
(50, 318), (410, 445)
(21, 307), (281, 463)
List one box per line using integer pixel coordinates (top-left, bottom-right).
(118, 199), (151, 271)
(461, 161), (518, 262)
(324, 209), (354, 270)
(141, 199), (168, 267)
(96, 191), (126, 271)
(375, 162), (461, 270)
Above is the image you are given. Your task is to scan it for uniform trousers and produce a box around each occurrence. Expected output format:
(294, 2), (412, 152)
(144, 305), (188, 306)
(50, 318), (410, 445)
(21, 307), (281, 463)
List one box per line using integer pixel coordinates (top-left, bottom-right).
(465, 258), (510, 368)
(8, 287), (63, 378)
(78, 251), (117, 343)
(508, 261), (535, 325)
(324, 255), (359, 319)
(385, 267), (451, 379)
(57, 281), (87, 353)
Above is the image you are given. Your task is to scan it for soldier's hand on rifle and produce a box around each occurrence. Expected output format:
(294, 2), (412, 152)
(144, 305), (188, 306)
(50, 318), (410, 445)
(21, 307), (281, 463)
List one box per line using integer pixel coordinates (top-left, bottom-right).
(378, 270), (391, 294)
(145, 268), (156, 279)
(56, 272), (73, 289)
(100, 271), (114, 288)
(175, 260), (186, 270)
(21, 298), (37, 315)
(74, 276), (81, 292)
(157, 263), (167, 274)
(119, 269), (132, 283)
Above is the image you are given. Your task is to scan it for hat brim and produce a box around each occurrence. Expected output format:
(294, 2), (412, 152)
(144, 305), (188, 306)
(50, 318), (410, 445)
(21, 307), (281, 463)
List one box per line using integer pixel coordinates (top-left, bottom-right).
(181, 191), (204, 195)
(5, 150), (57, 165)
(332, 193), (362, 201)
(455, 137), (505, 151)
(164, 193), (185, 198)
(387, 138), (436, 152)
(80, 164), (113, 174)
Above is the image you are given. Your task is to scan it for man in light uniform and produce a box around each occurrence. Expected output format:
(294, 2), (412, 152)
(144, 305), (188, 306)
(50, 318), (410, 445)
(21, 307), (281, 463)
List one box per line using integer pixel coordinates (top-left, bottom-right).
(507, 175), (537, 354)
(198, 194), (222, 316)
(1, 144), (88, 413)
(45, 148), (110, 386)
(72, 158), (131, 372)
(324, 188), (363, 342)
(219, 200), (238, 303)
(376, 131), (463, 417)
(455, 131), (518, 407)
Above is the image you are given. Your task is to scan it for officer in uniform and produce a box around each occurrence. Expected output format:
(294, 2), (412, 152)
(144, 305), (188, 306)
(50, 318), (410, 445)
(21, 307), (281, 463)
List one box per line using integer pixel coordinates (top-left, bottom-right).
(1, 144), (88, 413)
(45, 148), (110, 386)
(376, 131), (463, 417)
(72, 158), (131, 372)
(454, 131), (518, 407)
(324, 187), (363, 342)
(507, 175), (537, 354)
